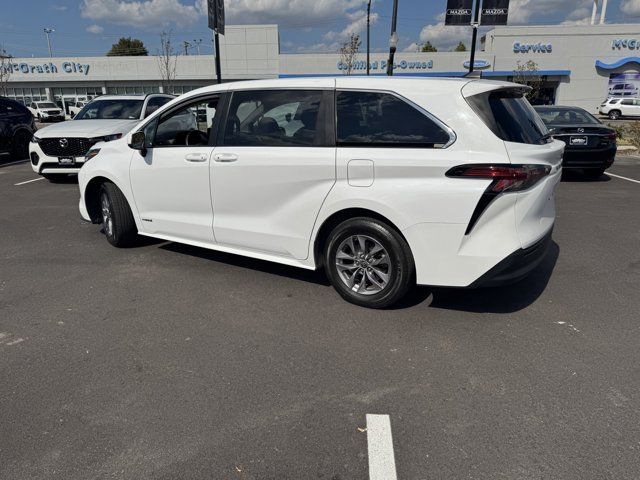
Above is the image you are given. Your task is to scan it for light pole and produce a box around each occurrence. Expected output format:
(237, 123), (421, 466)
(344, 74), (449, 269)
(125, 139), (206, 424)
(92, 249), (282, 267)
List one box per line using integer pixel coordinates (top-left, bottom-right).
(44, 28), (54, 58)
(386, 0), (399, 76)
(193, 39), (203, 55)
(183, 40), (191, 55)
(366, 0), (371, 75)
(467, 0), (481, 74)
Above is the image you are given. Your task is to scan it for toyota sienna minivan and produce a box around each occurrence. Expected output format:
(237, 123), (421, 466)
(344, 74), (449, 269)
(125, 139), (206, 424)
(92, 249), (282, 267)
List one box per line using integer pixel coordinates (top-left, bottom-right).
(78, 77), (563, 308)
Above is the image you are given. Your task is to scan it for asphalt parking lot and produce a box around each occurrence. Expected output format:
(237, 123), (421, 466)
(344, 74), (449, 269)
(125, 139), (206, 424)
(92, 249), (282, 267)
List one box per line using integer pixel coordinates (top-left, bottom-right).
(1, 156), (640, 480)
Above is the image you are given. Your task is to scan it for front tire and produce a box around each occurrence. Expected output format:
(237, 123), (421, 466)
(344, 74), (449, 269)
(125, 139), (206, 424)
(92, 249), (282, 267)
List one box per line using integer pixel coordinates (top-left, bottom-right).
(583, 167), (606, 179)
(324, 217), (415, 309)
(11, 130), (31, 159)
(99, 182), (138, 247)
(608, 110), (621, 120)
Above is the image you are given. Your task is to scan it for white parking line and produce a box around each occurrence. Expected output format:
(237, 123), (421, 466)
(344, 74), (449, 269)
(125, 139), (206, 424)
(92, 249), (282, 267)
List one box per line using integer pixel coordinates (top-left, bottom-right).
(14, 177), (44, 186)
(366, 414), (397, 480)
(0, 159), (29, 167)
(608, 172), (640, 185)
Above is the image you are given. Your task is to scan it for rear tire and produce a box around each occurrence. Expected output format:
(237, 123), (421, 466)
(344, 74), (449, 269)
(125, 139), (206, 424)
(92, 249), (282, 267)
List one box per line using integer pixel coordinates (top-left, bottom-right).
(11, 130), (31, 160)
(99, 182), (138, 247)
(583, 168), (606, 179)
(608, 110), (621, 120)
(324, 217), (415, 309)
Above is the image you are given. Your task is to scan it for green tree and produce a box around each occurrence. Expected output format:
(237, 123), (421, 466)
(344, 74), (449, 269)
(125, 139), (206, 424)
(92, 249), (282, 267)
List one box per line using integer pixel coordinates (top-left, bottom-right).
(107, 37), (148, 56)
(454, 41), (467, 52)
(421, 41), (437, 52)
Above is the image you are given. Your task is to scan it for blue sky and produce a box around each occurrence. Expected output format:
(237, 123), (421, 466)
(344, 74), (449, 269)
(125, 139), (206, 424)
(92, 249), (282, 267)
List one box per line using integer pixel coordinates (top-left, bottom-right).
(0, 0), (638, 58)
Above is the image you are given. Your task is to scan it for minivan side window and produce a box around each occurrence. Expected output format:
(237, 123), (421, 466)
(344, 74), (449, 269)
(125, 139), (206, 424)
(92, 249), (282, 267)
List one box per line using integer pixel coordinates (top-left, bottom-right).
(336, 90), (451, 148)
(152, 96), (219, 147)
(223, 90), (324, 147)
(621, 99), (634, 105)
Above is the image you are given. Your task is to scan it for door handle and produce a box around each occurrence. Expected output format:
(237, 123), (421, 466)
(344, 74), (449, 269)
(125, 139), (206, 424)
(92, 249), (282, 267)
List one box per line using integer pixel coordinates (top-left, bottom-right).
(214, 153), (238, 163)
(185, 153), (208, 162)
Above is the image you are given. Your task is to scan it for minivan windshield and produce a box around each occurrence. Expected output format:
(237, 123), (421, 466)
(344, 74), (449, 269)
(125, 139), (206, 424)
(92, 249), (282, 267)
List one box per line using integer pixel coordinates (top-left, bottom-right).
(467, 89), (549, 145)
(75, 99), (144, 120)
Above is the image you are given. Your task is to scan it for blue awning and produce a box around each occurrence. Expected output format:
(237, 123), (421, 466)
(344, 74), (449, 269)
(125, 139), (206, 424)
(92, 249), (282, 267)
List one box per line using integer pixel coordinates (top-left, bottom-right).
(595, 57), (640, 70)
(482, 70), (571, 77)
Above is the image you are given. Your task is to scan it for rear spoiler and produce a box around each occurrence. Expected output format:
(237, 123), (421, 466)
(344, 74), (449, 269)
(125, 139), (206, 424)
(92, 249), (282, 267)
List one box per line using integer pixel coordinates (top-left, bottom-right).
(461, 81), (532, 99)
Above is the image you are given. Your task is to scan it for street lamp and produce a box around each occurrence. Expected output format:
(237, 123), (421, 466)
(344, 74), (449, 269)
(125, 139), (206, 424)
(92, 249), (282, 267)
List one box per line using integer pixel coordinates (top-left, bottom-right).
(386, 0), (399, 76)
(193, 39), (203, 55)
(44, 28), (55, 58)
(366, 0), (371, 75)
(386, 32), (399, 76)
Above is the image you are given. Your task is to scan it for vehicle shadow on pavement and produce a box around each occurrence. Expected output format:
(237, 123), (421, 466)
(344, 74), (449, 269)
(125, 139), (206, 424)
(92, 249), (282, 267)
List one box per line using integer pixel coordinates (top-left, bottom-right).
(561, 171), (611, 183)
(423, 241), (560, 314)
(160, 242), (331, 286)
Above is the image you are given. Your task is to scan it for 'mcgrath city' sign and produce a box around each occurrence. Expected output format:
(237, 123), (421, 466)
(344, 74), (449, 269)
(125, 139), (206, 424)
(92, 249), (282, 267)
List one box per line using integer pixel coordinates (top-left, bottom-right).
(612, 39), (640, 49)
(0, 61), (91, 76)
(337, 59), (433, 72)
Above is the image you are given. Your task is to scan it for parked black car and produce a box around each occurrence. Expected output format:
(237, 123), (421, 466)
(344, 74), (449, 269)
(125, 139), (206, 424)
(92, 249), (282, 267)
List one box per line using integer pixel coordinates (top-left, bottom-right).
(0, 97), (36, 160)
(534, 106), (616, 179)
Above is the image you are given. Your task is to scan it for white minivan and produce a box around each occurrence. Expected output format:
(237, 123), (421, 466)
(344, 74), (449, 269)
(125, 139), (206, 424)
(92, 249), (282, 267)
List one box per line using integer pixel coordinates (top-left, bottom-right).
(78, 78), (563, 308)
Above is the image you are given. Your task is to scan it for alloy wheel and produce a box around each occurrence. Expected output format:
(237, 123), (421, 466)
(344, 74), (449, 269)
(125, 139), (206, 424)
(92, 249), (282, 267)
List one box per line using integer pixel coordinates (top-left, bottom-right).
(100, 192), (113, 237)
(335, 235), (391, 295)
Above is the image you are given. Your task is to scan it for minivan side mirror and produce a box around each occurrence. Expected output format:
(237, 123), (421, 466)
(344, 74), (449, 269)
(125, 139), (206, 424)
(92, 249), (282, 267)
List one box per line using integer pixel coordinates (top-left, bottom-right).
(128, 131), (147, 156)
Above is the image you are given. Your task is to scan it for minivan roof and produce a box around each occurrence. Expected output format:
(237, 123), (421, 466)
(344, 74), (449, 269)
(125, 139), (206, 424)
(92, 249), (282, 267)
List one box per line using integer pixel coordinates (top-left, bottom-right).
(180, 76), (524, 99)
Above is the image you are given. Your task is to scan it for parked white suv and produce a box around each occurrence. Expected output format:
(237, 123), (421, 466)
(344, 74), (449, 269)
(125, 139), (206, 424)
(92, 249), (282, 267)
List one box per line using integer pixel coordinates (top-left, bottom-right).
(68, 100), (87, 118)
(28, 101), (65, 122)
(599, 97), (640, 119)
(29, 94), (174, 181)
(78, 78), (563, 308)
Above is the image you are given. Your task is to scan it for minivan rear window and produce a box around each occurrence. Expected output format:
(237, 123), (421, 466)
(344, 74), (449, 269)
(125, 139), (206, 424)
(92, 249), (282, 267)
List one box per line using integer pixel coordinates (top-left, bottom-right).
(466, 89), (549, 145)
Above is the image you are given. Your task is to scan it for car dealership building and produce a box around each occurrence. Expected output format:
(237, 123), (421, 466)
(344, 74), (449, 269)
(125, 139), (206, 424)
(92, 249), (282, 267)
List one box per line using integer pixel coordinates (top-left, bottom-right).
(2, 22), (640, 112)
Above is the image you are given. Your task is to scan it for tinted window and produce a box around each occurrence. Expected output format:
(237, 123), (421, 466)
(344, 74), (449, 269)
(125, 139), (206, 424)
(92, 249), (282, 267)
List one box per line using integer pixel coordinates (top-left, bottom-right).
(224, 90), (323, 147)
(0, 99), (28, 116)
(37, 102), (58, 109)
(144, 96), (172, 117)
(336, 91), (450, 147)
(535, 108), (599, 125)
(75, 99), (144, 120)
(467, 89), (549, 145)
(622, 99), (634, 105)
(153, 96), (218, 147)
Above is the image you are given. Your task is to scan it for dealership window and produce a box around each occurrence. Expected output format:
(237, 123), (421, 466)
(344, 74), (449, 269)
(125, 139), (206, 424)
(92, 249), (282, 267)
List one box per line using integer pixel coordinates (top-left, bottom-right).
(106, 85), (160, 95)
(5, 87), (47, 105)
(336, 90), (450, 147)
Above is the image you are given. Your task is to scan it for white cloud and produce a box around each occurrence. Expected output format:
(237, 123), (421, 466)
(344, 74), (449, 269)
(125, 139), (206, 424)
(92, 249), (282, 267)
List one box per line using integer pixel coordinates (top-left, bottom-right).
(80, 0), (199, 28)
(508, 0), (592, 24)
(86, 24), (105, 34)
(409, 0), (596, 51)
(620, 0), (640, 15)
(323, 9), (378, 42)
(197, 0), (370, 27)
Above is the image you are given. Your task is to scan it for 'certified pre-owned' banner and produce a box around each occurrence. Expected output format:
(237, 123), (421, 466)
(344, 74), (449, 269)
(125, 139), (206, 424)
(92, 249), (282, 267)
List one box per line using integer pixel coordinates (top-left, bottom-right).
(481, 0), (509, 25)
(445, 0), (473, 25)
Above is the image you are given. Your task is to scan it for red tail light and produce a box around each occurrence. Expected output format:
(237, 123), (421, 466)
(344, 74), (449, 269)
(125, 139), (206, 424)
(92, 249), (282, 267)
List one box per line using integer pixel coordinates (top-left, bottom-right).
(446, 164), (553, 235)
(446, 164), (551, 193)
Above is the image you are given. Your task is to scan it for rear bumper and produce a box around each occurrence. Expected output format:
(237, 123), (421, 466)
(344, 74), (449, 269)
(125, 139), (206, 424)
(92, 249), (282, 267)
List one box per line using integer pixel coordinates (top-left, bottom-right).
(562, 146), (616, 169)
(469, 227), (553, 288)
